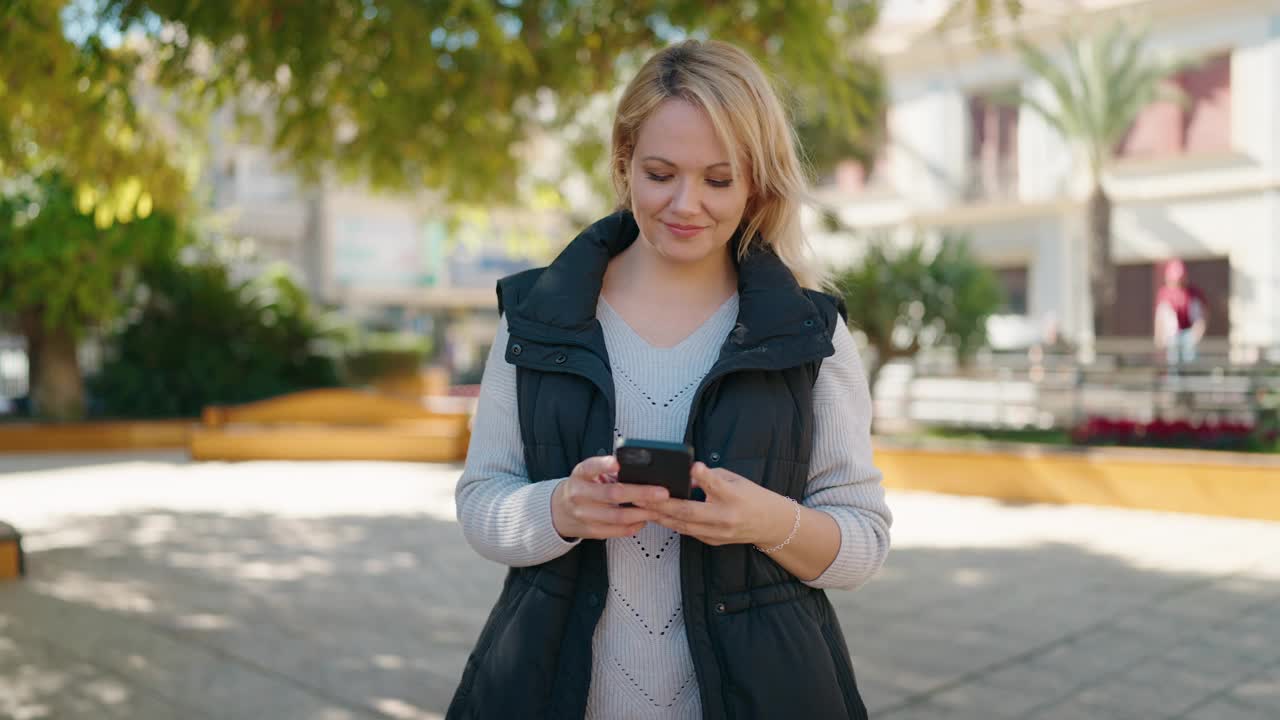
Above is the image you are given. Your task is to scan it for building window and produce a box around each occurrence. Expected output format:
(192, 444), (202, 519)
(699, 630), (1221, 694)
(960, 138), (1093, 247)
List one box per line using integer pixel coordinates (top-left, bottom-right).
(1117, 52), (1231, 159)
(966, 90), (1019, 202)
(994, 266), (1029, 315)
(832, 114), (890, 195)
(1108, 257), (1229, 338)
(1180, 52), (1232, 154)
(834, 145), (890, 195)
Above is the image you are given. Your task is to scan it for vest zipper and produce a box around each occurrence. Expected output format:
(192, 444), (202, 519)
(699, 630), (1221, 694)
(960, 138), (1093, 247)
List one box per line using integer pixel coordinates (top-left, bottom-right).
(677, 342), (835, 720)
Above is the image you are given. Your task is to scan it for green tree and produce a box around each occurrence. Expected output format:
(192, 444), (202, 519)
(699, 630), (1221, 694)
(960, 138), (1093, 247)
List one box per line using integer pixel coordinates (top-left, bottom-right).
(2, 2), (194, 420)
(0, 173), (186, 419)
(832, 231), (1003, 390)
(939, 0), (1024, 43)
(1012, 25), (1185, 339)
(81, 0), (885, 198)
(0, 1), (190, 207)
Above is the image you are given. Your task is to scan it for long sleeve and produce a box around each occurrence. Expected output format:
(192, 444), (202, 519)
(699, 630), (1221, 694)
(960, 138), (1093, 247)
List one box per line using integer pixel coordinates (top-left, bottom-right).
(454, 316), (581, 567)
(799, 320), (893, 591)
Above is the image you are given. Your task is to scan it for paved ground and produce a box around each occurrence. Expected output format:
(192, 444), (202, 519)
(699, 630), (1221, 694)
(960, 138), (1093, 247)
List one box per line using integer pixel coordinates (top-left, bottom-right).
(1, 451), (1278, 720)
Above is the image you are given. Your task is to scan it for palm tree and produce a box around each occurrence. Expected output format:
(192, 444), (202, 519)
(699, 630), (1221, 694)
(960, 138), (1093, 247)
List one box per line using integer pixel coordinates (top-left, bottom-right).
(1013, 25), (1185, 340)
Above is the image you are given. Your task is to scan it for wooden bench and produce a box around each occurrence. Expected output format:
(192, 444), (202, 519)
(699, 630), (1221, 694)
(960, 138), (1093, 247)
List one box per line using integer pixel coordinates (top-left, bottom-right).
(371, 367), (452, 399)
(0, 419), (191, 453)
(0, 521), (23, 580)
(189, 388), (473, 463)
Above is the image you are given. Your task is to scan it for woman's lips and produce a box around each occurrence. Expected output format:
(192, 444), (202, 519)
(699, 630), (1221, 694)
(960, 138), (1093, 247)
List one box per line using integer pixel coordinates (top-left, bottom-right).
(664, 222), (706, 239)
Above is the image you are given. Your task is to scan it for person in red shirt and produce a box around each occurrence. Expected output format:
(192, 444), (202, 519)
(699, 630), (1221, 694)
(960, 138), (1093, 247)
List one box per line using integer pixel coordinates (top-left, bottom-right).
(1154, 259), (1208, 367)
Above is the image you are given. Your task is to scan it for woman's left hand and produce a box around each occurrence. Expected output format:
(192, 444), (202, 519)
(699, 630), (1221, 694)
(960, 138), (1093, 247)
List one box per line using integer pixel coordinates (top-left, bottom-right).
(634, 462), (794, 547)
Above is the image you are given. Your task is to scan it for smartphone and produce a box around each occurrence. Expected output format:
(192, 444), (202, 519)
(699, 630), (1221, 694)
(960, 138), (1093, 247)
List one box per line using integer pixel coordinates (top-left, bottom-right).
(616, 439), (694, 501)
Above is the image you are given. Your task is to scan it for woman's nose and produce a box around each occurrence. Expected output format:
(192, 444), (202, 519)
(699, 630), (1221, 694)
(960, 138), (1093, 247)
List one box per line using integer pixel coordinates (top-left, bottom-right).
(670, 177), (700, 215)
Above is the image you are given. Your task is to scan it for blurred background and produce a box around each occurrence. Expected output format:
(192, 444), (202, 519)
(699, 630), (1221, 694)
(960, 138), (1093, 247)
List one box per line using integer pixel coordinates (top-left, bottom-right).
(2, 1), (1280, 719)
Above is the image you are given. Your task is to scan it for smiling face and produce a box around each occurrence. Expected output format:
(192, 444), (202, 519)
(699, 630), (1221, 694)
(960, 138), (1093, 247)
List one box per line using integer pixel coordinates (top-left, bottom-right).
(628, 99), (751, 266)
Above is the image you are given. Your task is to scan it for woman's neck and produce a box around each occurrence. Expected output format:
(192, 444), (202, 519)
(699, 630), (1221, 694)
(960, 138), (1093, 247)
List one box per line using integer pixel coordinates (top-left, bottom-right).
(603, 236), (738, 308)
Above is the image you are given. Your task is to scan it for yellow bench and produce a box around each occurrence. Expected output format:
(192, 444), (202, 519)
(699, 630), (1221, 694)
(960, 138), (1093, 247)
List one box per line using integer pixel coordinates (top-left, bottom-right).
(0, 419), (191, 453)
(190, 387), (473, 463)
(0, 522), (23, 580)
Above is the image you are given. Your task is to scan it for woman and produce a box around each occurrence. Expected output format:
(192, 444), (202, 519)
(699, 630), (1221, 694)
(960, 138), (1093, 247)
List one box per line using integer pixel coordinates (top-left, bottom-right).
(1153, 258), (1207, 368)
(449, 40), (891, 720)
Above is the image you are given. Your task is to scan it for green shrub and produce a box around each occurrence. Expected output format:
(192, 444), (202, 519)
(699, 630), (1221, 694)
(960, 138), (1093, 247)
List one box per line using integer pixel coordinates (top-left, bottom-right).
(831, 230), (1004, 388)
(88, 250), (341, 418)
(341, 332), (432, 385)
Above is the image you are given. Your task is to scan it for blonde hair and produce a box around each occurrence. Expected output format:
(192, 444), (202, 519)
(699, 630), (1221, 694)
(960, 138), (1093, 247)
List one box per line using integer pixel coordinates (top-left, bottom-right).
(610, 40), (827, 289)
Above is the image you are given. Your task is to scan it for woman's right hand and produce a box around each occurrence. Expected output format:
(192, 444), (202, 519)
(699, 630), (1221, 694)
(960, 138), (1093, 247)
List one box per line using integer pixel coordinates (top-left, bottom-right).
(551, 455), (670, 540)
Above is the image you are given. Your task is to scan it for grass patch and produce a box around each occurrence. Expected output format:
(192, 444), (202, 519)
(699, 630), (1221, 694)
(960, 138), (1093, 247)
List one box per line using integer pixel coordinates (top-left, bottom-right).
(920, 426), (1073, 445)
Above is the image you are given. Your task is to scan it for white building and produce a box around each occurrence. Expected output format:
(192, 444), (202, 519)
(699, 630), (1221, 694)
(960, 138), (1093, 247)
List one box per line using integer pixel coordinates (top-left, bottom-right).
(207, 123), (559, 310)
(204, 108), (581, 381)
(818, 0), (1280, 362)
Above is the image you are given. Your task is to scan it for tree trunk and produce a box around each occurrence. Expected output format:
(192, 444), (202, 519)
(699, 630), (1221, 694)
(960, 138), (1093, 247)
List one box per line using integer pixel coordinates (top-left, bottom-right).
(19, 310), (85, 421)
(866, 342), (892, 399)
(1087, 183), (1115, 341)
(864, 347), (886, 435)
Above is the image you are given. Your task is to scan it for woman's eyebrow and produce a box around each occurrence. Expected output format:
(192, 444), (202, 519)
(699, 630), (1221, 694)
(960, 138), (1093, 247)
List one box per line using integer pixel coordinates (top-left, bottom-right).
(641, 155), (731, 170)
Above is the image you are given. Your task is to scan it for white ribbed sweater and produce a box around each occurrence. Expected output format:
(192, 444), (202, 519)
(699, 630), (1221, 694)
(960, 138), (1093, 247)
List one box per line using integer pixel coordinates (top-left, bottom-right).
(455, 294), (892, 720)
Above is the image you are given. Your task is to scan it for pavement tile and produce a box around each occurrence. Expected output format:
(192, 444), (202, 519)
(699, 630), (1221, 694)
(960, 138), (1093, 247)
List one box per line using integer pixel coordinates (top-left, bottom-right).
(879, 700), (987, 720)
(1227, 663), (1280, 713)
(1025, 697), (1146, 720)
(1021, 629), (1155, 683)
(1193, 621), (1280, 670)
(1160, 637), (1273, 686)
(976, 662), (1085, 700)
(928, 679), (1050, 718)
(1, 565), (405, 720)
(1065, 681), (1198, 719)
(19, 538), (470, 712)
(1105, 605), (1213, 648)
(1097, 656), (1233, 717)
(0, 628), (193, 720)
(1151, 583), (1276, 622)
(1183, 696), (1280, 720)
(857, 679), (909, 715)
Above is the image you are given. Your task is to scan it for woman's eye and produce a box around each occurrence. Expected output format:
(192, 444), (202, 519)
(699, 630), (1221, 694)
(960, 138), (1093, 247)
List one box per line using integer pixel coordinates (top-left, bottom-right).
(644, 173), (731, 188)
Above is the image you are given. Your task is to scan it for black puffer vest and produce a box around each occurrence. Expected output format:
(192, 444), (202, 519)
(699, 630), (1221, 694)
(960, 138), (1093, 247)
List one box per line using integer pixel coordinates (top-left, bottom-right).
(448, 212), (868, 719)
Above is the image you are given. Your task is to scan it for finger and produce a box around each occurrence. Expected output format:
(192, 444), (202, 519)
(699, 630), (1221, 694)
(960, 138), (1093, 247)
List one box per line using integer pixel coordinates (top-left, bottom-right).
(574, 455), (618, 481)
(575, 504), (658, 527)
(652, 515), (723, 541)
(646, 497), (723, 526)
(584, 481), (669, 506)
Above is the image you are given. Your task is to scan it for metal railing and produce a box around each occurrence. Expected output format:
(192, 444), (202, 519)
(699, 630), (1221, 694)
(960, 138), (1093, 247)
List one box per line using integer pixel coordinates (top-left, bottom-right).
(0, 335), (27, 402)
(874, 347), (1280, 431)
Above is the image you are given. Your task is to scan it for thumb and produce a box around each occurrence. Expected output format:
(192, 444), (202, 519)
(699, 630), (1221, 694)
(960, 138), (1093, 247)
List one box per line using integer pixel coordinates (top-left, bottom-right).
(577, 454), (618, 481)
(690, 462), (725, 494)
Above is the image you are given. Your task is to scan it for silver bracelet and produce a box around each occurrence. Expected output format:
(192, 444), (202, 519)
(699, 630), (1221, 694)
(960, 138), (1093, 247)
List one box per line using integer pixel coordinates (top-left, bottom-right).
(755, 497), (800, 554)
